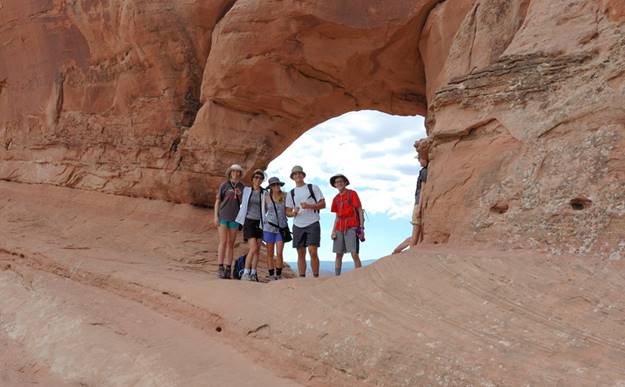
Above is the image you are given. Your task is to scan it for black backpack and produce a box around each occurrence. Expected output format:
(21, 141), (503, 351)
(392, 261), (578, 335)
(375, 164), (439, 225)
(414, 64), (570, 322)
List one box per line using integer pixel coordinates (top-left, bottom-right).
(290, 184), (319, 213)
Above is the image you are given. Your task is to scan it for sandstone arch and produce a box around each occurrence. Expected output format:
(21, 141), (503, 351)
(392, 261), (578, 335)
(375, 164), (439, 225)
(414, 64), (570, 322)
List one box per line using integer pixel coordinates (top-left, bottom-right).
(1, 0), (624, 256)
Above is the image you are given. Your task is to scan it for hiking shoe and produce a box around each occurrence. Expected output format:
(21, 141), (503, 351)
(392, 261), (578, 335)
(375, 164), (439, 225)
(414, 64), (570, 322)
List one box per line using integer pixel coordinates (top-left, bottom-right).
(218, 266), (226, 279)
(224, 267), (231, 279)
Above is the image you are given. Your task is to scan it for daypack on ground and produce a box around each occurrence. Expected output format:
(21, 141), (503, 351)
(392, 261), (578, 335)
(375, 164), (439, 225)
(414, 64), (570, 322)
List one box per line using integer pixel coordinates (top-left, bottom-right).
(232, 255), (246, 280)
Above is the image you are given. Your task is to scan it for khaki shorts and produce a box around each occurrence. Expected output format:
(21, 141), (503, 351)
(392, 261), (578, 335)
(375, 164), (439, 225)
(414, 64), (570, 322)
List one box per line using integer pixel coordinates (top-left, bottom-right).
(333, 228), (360, 254)
(411, 203), (422, 226)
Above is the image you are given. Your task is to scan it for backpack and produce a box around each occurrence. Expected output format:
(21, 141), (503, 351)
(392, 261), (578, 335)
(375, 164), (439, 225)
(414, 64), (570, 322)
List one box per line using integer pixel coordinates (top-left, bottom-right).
(341, 189), (364, 221)
(290, 184), (319, 213)
(338, 190), (367, 242)
(232, 255), (246, 280)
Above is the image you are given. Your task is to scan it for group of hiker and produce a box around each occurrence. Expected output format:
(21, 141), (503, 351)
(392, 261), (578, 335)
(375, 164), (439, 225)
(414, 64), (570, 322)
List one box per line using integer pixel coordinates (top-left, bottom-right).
(214, 138), (430, 281)
(214, 165), (365, 281)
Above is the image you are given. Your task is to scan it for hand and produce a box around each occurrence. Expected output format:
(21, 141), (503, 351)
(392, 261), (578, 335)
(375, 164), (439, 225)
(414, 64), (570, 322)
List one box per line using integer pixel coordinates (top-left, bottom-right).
(300, 203), (310, 210)
(331, 231), (337, 240)
(292, 207), (300, 216)
(213, 218), (219, 227)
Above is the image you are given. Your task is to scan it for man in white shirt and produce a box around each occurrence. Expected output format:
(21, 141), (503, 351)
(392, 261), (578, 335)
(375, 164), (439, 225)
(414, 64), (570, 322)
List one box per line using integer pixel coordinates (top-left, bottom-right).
(285, 165), (326, 277)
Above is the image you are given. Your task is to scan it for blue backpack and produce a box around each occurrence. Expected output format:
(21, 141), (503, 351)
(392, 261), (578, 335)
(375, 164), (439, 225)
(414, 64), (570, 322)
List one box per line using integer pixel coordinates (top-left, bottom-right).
(232, 255), (246, 280)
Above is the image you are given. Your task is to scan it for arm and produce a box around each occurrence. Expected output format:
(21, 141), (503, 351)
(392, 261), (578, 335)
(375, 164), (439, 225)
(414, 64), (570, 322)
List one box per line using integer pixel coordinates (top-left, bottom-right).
(331, 214), (338, 239)
(214, 196), (220, 227)
(286, 194), (299, 217)
(358, 207), (365, 228)
(301, 199), (326, 210)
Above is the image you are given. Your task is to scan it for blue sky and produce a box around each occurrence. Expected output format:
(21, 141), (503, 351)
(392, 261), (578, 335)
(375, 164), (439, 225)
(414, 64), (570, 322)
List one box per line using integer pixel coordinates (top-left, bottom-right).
(265, 110), (426, 262)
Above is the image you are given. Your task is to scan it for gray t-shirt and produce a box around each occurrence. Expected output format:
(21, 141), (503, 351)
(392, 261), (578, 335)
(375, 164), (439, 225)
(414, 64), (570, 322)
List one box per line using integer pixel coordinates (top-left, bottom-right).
(264, 195), (288, 233)
(286, 184), (324, 228)
(217, 181), (244, 222)
(246, 189), (262, 220)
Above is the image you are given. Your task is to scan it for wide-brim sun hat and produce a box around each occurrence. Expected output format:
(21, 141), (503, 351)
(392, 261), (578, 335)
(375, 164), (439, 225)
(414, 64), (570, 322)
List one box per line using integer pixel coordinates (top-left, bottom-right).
(267, 176), (285, 187)
(226, 163), (243, 178)
(290, 165), (306, 180)
(330, 174), (350, 187)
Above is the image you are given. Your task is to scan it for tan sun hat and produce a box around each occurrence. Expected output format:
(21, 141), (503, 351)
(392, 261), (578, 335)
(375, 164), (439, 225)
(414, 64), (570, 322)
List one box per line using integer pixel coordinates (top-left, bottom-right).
(290, 165), (306, 180)
(225, 163), (243, 178)
(330, 174), (350, 187)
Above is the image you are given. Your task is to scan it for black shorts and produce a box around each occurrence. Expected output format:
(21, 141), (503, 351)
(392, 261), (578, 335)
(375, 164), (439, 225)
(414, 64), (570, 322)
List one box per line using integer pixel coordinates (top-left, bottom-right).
(243, 218), (263, 241)
(292, 222), (321, 248)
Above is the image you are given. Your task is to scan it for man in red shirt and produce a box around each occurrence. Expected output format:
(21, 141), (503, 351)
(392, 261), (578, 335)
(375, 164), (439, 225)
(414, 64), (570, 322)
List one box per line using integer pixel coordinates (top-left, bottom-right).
(330, 174), (364, 276)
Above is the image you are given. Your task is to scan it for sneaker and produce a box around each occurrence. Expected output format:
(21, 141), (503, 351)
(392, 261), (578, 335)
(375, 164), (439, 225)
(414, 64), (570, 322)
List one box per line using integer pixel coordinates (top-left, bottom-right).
(218, 266), (226, 279)
(273, 274), (279, 281)
(224, 267), (231, 279)
(251, 273), (259, 282)
(241, 273), (251, 281)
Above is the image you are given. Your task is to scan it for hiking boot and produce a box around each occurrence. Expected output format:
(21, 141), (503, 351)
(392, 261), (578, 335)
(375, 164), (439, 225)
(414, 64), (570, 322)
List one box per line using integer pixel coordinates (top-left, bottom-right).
(218, 266), (226, 279)
(224, 266), (231, 279)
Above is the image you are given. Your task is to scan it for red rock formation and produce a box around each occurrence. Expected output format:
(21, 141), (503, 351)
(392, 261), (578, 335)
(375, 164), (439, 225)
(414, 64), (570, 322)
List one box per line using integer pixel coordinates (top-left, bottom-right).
(0, 0), (233, 203)
(1, 0), (623, 256)
(422, 0), (625, 258)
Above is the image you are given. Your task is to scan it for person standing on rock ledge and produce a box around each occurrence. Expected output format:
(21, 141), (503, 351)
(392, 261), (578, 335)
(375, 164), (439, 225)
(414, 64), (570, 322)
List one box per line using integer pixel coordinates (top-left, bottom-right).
(330, 174), (364, 276)
(286, 166), (326, 277)
(236, 169), (267, 282)
(393, 138), (431, 254)
(215, 164), (245, 279)
(410, 139), (430, 247)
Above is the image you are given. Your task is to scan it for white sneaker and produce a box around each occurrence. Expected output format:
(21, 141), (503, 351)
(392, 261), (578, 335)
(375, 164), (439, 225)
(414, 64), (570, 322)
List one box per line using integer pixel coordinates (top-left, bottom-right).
(241, 273), (251, 281)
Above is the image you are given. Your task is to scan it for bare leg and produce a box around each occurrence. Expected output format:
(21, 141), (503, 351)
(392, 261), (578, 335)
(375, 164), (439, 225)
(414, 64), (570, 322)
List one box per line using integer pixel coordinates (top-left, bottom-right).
(217, 225), (228, 265)
(351, 252), (362, 268)
(225, 227), (238, 266)
(392, 237), (412, 255)
(308, 245), (320, 277)
(409, 224), (423, 247)
(335, 253), (344, 276)
(251, 239), (260, 271)
(297, 247), (307, 276)
(275, 241), (284, 270)
(245, 238), (259, 269)
(266, 242), (275, 271)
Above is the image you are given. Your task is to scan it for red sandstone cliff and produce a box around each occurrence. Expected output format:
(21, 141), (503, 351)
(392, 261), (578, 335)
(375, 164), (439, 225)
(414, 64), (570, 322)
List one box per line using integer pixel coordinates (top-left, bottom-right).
(1, 0), (624, 257)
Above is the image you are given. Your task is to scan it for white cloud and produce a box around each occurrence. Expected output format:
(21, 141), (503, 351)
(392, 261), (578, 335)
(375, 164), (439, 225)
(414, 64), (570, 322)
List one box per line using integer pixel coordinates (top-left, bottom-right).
(266, 110), (426, 220)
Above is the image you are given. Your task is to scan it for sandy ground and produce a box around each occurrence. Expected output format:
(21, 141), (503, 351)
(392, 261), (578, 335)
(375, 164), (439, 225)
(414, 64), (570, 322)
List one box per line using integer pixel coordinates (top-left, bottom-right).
(1, 181), (625, 386)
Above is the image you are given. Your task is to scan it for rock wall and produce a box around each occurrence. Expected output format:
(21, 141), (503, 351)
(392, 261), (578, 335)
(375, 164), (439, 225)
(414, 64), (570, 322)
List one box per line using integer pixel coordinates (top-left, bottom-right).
(421, 0), (625, 257)
(1, 0), (623, 256)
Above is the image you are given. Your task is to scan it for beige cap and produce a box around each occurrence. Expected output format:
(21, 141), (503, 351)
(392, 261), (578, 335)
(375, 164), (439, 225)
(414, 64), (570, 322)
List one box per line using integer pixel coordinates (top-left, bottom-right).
(290, 165), (306, 180)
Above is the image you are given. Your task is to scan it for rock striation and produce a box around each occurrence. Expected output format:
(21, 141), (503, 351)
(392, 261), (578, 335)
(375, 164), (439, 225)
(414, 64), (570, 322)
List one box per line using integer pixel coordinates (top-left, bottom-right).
(1, 0), (623, 256)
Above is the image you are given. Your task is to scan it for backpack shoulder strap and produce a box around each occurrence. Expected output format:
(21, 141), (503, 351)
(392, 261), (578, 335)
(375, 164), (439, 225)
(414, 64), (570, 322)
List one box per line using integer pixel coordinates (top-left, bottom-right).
(307, 183), (317, 203)
(308, 184), (320, 213)
(290, 189), (295, 206)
